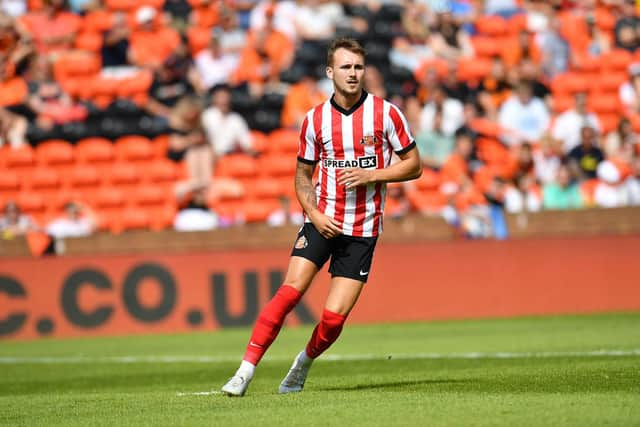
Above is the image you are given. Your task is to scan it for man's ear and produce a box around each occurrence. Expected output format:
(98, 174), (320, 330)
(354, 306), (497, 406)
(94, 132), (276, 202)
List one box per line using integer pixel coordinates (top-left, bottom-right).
(326, 66), (333, 80)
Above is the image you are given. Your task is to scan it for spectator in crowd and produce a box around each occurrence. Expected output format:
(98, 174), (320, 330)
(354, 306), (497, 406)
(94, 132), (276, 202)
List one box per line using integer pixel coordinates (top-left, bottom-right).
(0, 200), (36, 239)
(594, 160), (631, 208)
(478, 57), (512, 120)
(429, 10), (473, 61)
(68, 0), (96, 14)
(20, 0), (81, 55)
(415, 106), (455, 169)
(586, 14), (611, 57)
(144, 50), (199, 125)
(234, 4), (294, 89)
(567, 125), (605, 180)
(25, 54), (87, 133)
(504, 173), (542, 213)
(552, 91), (601, 153)
(163, 0), (192, 33)
(249, 0), (298, 43)
(543, 163), (584, 210)
(533, 133), (563, 185)
(498, 81), (550, 146)
(390, 0), (432, 73)
(173, 186), (218, 231)
(0, 0), (27, 17)
(202, 85), (254, 157)
(517, 58), (551, 103)
(626, 155), (640, 205)
(483, 0), (521, 18)
(536, 14), (571, 78)
(166, 96), (213, 199)
(0, 106), (27, 147)
(193, 30), (239, 92)
(614, 0), (640, 52)
(619, 62), (640, 114)
(440, 128), (475, 185)
(129, 6), (181, 70)
(46, 201), (97, 239)
(281, 72), (325, 129)
(420, 84), (464, 137)
(100, 12), (133, 73)
(216, 6), (248, 58)
(604, 117), (638, 159)
(293, 0), (345, 42)
(503, 29), (542, 69)
(441, 60), (476, 102)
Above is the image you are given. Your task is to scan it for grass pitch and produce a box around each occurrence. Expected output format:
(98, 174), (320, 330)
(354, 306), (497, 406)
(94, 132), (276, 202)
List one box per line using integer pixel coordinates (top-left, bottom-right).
(1, 312), (639, 427)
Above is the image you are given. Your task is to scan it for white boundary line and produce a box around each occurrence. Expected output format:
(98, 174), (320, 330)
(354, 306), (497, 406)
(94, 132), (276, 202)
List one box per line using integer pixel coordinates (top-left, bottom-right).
(176, 391), (220, 397)
(0, 349), (639, 364)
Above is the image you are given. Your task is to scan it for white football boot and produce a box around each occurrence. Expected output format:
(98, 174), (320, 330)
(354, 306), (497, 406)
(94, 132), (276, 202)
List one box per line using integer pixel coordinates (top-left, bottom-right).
(278, 351), (313, 394)
(221, 374), (252, 397)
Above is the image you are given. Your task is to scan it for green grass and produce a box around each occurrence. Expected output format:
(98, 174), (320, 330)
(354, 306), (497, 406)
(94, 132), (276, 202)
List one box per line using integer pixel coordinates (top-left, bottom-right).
(1, 312), (639, 427)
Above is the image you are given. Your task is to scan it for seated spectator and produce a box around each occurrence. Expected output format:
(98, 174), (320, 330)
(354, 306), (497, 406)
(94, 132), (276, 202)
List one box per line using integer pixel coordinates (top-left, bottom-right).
(484, 0), (521, 18)
(552, 92), (601, 153)
(144, 51), (199, 123)
(498, 81), (550, 146)
(415, 106), (455, 169)
(614, 0), (640, 52)
(173, 186), (218, 232)
(419, 85), (464, 137)
(567, 125), (604, 180)
(202, 85), (254, 157)
(478, 57), (512, 120)
(0, 200), (36, 239)
(441, 60), (476, 103)
(533, 133), (563, 186)
(293, 0), (344, 42)
(19, 0), (81, 55)
(249, 0), (298, 42)
(100, 12), (133, 73)
(586, 14), (611, 57)
(625, 155), (640, 205)
(166, 96), (214, 199)
(281, 73), (326, 129)
(604, 117), (638, 159)
(517, 58), (551, 103)
(429, 10), (473, 61)
(390, 0), (432, 73)
(234, 5), (294, 88)
(441, 129), (474, 186)
(216, 6), (247, 58)
(503, 29), (542, 69)
(46, 201), (96, 239)
(504, 173), (542, 213)
(619, 62), (640, 114)
(193, 30), (239, 92)
(163, 0), (192, 33)
(25, 54), (87, 131)
(535, 14), (570, 78)
(129, 6), (181, 70)
(543, 163), (584, 210)
(594, 160), (630, 208)
(1, 1), (26, 17)
(0, 104), (27, 147)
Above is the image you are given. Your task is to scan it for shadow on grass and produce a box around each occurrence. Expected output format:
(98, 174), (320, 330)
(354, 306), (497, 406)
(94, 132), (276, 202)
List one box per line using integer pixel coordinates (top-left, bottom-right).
(317, 378), (470, 392)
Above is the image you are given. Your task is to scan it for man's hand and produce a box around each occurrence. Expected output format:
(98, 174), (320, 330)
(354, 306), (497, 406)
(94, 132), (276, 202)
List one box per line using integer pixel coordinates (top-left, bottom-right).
(337, 168), (375, 190)
(309, 211), (342, 239)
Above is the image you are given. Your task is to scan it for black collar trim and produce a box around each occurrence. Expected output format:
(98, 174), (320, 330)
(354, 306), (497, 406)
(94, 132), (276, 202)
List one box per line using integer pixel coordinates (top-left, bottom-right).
(330, 90), (368, 116)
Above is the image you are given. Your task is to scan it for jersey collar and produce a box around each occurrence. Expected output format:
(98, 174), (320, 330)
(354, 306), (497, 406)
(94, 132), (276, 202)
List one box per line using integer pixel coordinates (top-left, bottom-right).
(330, 90), (368, 116)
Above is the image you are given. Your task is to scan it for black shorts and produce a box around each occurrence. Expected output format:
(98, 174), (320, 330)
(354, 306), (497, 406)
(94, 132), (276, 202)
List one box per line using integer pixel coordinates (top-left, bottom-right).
(290, 223), (378, 283)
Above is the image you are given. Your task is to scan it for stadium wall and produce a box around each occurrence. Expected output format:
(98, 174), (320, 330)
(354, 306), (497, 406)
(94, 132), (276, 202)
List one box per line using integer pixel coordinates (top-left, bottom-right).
(2, 235), (639, 340)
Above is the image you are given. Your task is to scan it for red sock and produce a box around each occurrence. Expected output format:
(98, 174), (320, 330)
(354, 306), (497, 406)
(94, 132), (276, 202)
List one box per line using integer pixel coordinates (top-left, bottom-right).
(243, 285), (302, 365)
(305, 309), (347, 359)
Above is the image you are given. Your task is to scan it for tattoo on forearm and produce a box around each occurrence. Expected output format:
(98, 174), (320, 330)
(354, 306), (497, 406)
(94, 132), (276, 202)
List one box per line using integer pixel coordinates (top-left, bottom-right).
(295, 163), (317, 210)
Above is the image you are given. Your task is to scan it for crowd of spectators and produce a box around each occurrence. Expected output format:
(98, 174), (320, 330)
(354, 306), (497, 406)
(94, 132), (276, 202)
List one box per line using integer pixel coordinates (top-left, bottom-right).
(1, 0), (640, 247)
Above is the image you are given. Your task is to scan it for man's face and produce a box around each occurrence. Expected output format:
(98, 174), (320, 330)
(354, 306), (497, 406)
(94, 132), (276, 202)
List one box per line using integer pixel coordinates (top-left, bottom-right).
(326, 48), (365, 98)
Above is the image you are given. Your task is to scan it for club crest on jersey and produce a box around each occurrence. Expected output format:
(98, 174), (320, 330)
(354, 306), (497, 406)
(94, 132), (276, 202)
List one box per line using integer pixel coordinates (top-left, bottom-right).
(323, 156), (378, 169)
(360, 134), (379, 146)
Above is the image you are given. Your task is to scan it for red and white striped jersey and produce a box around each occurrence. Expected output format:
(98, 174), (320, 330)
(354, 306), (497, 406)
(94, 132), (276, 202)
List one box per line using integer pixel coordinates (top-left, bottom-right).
(297, 91), (415, 237)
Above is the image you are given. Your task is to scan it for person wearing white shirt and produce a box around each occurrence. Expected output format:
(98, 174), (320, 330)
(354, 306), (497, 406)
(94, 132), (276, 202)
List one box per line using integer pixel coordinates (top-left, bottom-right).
(201, 86), (253, 156)
(552, 92), (601, 153)
(194, 33), (239, 91)
(499, 82), (550, 146)
(46, 202), (96, 239)
(419, 85), (464, 137)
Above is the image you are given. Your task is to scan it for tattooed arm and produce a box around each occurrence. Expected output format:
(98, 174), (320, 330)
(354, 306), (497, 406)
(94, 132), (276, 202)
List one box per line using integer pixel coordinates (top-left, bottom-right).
(295, 160), (342, 238)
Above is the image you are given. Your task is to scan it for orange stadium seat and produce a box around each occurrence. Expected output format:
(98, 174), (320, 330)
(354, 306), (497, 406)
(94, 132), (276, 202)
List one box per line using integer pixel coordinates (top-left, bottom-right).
(246, 177), (285, 200)
(36, 140), (74, 167)
(267, 128), (300, 154)
(115, 70), (154, 99)
(75, 137), (116, 165)
(82, 9), (114, 33)
(0, 170), (20, 194)
(110, 162), (142, 186)
(414, 168), (441, 191)
(595, 7), (616, 32)
(27, 167), (61, 191)
(115, 135), (154, 162)
(53, 52), (101, 82)
(601, 49), (633, 71)
(67, 165), (102, 189)
(187, 26), (210, 55)
(250, 131), (269, 154)
(133, 185), (166, 206)
(0, 77), (28, 107)
(3, 145), (36, 170)
(240, 199), (281, 223)
(152, 135), (170, 159)
(471, 36), (505, 58)
(113, 208), (151, 232)
(94, 186), (126, 210)
(75, 32), (103, 53)
(407, 190), (447, 213)
(475, 15), (508, 36)
(145, 159), (179, 183)
(456, 57), (492, 81)
(216, 154), (259, 179)
(588, 93), (622, 115)
(593, 72), (627, 93)
(596, 113), (620, 134)
(148, 205), (177, 231)
(550, 72), (590, 94)
(16, 191), (46, 215)
(414, 58), (449, 82)
(259, 154), (296, 177)
(551, 94), (574, 113)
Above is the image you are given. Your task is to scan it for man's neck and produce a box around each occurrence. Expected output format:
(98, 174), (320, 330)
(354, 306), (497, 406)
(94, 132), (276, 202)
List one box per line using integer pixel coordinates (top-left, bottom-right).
(333, 90), (363, 111)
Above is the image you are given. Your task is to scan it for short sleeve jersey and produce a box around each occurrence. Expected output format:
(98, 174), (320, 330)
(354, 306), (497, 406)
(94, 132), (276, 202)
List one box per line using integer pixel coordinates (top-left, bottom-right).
(297, 90), (415, 237)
